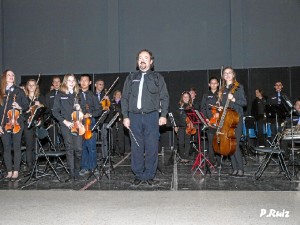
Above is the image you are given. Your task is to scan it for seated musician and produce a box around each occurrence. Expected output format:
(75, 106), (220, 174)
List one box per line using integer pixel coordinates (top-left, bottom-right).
(281, 98), (300, 160)
(52, 74), (83, 181)
(174, 91), (193, 164)
(0, 69), (29, 180)
(23, 79), (45, 172)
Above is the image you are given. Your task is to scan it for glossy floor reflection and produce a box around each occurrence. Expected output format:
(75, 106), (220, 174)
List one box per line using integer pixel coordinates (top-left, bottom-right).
(0, 149), (299, 191)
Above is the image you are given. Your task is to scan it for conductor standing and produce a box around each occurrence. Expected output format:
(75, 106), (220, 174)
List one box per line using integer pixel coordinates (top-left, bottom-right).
(122, 49), (169, 186)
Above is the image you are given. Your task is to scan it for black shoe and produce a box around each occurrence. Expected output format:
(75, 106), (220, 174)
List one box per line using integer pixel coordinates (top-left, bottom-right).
(146, 179), (154, 186)
(133, 179), (142, 186)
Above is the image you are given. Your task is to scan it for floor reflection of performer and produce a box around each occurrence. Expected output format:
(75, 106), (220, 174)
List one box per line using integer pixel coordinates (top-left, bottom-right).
(281, 98), (300, 159)
(23, 79), (45, 172)
(0, 69), (29, 180)
(217, 67), (247, 177)
(201, 77), (220, 166)
(251, 88), (267, 147)
(175, 91), (193, 163)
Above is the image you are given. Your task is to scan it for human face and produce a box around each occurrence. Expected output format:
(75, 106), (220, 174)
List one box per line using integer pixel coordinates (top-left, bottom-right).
(27, 81), (37, 93)
(189, 90), (196, 100)
(294, 101), (300, 114)
(6, 70), (15, 86)
(274, 82), (283, 92)
(80, 76), (91, 91)
(95, 81), (104, 92)
(255, 90), (262, 98)
(209, 79), (219, 92)
(182, 93), (190, 104)
(138, 51), (153, 72)
(66, 76), (76, 90)
(223, 68), (235, 84)
(114, 91), (122, 101)
(52, 78), (61, 90)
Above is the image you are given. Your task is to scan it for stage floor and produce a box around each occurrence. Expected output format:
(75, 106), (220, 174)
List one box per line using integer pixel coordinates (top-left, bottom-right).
(0, 148), (299, 191)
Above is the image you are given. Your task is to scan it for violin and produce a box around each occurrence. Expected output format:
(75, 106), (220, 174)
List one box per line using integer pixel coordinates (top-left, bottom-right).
(209, 105), (219, 127)
(5, 94), (21, 134)
(185, 117), (196, 135)
(84, 104), (92, 140)
(99, 77), (119, 110)
(71, 94), (85, 136)
(101, 89), (111, 111)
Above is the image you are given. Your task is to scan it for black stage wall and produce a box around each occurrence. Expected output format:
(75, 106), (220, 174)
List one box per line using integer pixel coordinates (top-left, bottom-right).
(1, 0), (300, 77)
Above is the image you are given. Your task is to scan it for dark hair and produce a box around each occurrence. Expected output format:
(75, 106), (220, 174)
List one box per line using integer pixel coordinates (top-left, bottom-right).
(189, 87), (197, 94)
(294, 98), (300, 104)
(80, 74), (91, 81)
(209, 77), (219, 83)
(52, 75), (61, 82)
(136, 49), (154, 70)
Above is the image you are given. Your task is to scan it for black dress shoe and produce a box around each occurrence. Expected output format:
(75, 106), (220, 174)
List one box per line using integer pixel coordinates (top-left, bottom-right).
(133, 179), (142, 186)
(146, 179), (154, 186)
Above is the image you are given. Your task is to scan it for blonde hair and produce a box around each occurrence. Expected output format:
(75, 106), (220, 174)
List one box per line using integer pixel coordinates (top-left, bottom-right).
(25, 79), (40, 97)
(60, 74), (80, 94)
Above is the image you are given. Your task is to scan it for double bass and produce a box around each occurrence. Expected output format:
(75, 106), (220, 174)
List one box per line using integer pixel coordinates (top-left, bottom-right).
(212, 81), (240, 156)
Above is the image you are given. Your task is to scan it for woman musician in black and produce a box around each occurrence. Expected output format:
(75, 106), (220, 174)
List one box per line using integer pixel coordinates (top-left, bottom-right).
(0, 69), (29, 180)
(23, 79), (45, 172)
(217, 67), (247, 176)
(175, 91), (194, 163)
(52, 74), (83, 181)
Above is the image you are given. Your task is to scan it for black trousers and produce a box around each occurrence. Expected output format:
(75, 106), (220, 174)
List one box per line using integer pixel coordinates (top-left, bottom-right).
(1, 124), (24, 172)
(112, 121), (125, 154)
(177, 127), (190, 159)
(60, 125), (82, 177)
(230, 120), (244, 171)
(23, 126), (34, 169)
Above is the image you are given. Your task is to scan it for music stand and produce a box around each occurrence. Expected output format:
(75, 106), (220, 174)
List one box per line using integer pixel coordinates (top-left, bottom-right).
(265, 104), (286, 134)
(28, 106), (46, 129)
(185, 109), (214, 175)
(167, 112), (184, 165)
(87, 110), (110, 181)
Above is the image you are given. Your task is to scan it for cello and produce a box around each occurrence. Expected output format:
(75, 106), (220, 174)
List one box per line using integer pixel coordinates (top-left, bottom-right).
(212, 81), (240, 156)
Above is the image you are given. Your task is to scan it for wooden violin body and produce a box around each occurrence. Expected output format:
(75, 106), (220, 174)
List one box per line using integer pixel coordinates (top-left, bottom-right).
(209, 105), (219, 127)
(83, 104), (92, 140)
(5, 95), (21, 134)
(185, 117), (196, 135)
(71, 109), (85, 136)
